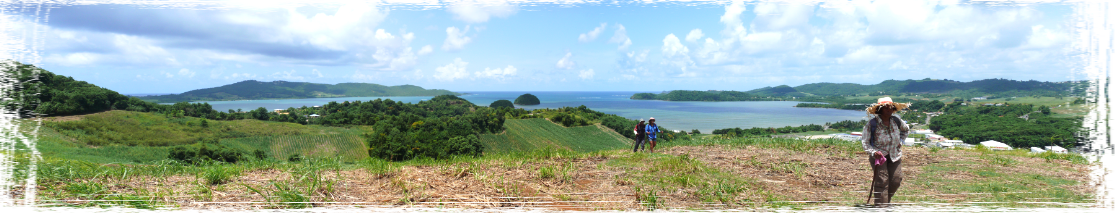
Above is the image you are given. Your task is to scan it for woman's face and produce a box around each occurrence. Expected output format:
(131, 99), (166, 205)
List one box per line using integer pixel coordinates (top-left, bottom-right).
(879, 105), (896, 115)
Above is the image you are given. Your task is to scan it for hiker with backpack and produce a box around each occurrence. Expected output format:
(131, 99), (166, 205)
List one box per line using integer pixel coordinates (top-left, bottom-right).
(633, 119), (647, 152)
(861, 97), (910, 205)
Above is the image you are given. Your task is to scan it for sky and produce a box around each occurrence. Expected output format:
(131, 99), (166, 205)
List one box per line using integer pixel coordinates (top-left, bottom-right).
(2, 0), (1084, 94)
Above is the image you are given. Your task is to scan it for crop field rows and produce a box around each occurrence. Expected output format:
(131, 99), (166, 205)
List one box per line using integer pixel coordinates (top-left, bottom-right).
(220, 134), (368, 162)
(480, 118), (630, 153)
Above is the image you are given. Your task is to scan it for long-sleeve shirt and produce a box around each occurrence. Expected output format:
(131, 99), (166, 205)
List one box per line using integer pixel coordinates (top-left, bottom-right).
(861, 116), (909, 161)
(645, 124), (660, 139)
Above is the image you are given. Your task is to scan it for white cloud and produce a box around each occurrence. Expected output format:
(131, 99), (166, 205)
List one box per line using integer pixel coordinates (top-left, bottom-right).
(751, 2), (814, 32)
(417, 45), (434, 55)
(475, 65), (517, 80)
(350, 70), (376, 81)
(579, 69), (594, 80)
(556, 52), (575, 69)
(609, 24), (632, 51)
(271, 70), (305, 81)
(224, 73), (258, 80)
(447, 0), (518, 23)
(443, 26), (472, 51)
(434, 58), (470, 81)
(178, 68), (196, 78)
(43, 53), (100, 66)
(578, 23), (607, 42)
(662, 34), (689, 59)
(685, 29), (704, 43)
(311, 69), (324, 78)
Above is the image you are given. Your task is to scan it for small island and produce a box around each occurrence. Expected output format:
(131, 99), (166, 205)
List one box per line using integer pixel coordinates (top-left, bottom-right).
(514, 93), (540, 105)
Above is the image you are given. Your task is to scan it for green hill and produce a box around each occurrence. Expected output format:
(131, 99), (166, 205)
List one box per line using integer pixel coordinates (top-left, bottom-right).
(633, 78), (1085, 101)
(479, 118), (631, 153)
(140, 80), (461, 103)
(1, 61), (159, 117)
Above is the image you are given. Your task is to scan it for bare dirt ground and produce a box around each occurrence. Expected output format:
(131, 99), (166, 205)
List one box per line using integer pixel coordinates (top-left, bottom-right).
(38, 145), (1095, 211)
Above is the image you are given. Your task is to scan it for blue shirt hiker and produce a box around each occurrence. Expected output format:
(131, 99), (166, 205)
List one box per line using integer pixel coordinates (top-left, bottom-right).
(644, 117), (662, 153)
(645, 120), (660, 139)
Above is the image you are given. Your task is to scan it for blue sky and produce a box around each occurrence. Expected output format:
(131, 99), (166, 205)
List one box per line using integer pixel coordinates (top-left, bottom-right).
(10, 0), (1080, 93)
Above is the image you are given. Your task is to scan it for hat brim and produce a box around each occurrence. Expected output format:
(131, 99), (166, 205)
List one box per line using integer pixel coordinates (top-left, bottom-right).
(866, 102), (909, 114)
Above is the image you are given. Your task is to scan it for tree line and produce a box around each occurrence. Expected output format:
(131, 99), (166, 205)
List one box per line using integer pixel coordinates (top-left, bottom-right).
(928, 103), (1085, 149)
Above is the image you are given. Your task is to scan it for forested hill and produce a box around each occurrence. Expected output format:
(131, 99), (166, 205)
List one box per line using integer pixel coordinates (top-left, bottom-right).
(140, 80), (461, 103)
(0, 59), (159, 118)
(778, 78), (1082, 97)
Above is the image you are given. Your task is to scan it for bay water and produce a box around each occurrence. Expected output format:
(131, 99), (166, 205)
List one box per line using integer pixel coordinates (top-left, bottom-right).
(177, 91), (867, 133)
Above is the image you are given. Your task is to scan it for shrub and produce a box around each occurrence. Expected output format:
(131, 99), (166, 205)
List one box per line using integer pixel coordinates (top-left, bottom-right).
(168, 143), (245, 164)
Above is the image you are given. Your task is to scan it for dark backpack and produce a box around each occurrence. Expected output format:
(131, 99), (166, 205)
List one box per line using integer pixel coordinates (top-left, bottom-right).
(869, 117), (903, 147)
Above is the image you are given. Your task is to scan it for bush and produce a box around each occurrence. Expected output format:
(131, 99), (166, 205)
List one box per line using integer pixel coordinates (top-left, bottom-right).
(168, 143), (245, 164)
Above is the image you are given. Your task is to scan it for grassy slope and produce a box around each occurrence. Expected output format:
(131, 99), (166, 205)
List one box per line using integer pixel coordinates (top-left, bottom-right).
(479, 118), (631, 153)
(1052, 102), (1115, 120)
(35, 110), (364, 164)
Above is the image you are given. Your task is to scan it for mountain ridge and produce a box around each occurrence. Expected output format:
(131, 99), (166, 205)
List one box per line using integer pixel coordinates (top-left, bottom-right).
(140, 80), (461, 103)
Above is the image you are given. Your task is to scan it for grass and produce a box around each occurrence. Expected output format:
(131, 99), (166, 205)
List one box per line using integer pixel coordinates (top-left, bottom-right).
(479, 118), (630, 153)
(1052, 102), (1115, 120)
(35, 135), (178, 164)
(43, 110), (348, 147)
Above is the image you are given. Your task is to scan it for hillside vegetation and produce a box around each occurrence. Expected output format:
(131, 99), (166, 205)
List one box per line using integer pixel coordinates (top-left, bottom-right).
(140, 80), (460, 103)
(479, 118), (630, 153)
(1, 61), (159, 117)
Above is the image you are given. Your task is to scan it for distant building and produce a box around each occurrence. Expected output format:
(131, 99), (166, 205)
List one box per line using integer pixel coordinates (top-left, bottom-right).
(1044, 146), (1067, 153)
(973, 96), (988, 100)
(274, 109), (284, 113)
(980, 140), (1012, 151)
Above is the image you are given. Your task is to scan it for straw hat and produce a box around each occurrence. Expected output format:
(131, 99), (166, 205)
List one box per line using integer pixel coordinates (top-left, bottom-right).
(865, 97), (909, 115)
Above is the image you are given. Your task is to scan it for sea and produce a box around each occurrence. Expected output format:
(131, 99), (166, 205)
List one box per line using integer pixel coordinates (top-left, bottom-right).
(152, 91), (869, 133)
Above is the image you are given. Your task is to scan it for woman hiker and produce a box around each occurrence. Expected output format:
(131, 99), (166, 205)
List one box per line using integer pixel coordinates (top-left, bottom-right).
(633, 119), (647, 152)
(645, 117), (662, 153)
(861, 97), (909, 205)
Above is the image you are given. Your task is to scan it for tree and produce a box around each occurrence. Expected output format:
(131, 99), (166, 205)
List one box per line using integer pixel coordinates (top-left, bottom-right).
(489, 99), (514, 108)
(514, 93), (540, 105)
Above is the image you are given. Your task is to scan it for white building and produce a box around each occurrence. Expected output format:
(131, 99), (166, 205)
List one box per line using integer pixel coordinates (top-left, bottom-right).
(980, 140), (1012, 151)
(1030, 147), (1046, 153)
(1044, 146), (1067, 153)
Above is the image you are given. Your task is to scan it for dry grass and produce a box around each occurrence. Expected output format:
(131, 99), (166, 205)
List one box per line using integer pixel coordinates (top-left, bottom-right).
(32, 143), (1095, 211)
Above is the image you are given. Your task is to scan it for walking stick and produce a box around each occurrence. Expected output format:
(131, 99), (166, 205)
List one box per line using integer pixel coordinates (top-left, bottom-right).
(866, 172), (875, 205)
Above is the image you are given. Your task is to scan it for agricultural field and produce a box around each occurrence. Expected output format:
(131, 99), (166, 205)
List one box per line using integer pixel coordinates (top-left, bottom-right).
(967, 95), (1079, 106)
(220, 133), (368, 162)
(479, 118), (630, 153)
(1052, 102), (1115, 120)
